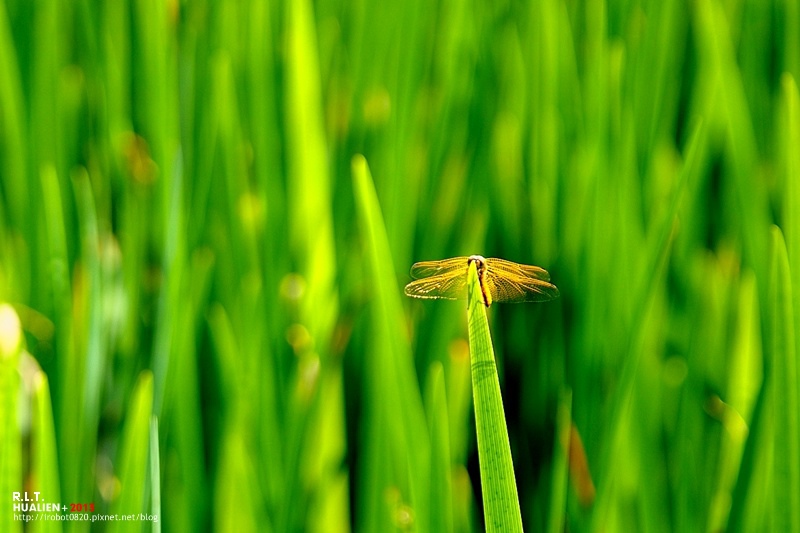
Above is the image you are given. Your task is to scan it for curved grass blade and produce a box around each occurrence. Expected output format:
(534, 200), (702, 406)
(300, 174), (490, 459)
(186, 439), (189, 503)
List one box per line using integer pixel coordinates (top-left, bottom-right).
(466, 262), (523, 532)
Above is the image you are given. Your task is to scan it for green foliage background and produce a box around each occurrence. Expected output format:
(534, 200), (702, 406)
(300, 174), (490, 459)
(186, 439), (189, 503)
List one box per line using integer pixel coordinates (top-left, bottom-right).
(1, 0), (799, 531)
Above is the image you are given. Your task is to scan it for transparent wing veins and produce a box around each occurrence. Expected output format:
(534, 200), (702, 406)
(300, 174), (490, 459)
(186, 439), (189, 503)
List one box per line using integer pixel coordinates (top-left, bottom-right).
(410, 257), (470, 279)
(485, 272), (560, 303)
(404, 271), (468, 300)
(486, 257), (551, 282)
(406, 256), (559, 304)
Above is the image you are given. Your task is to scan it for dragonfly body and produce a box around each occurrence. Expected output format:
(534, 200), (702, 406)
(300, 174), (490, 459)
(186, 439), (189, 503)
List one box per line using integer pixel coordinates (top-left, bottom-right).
(404, 255), (559, 307)
(468, 255), (492, 306)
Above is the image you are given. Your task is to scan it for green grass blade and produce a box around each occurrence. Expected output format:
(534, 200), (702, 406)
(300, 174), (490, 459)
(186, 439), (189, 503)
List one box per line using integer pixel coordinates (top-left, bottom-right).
(768, 226), (800, 531)
(71, 169), (108, 508)
(0, 3), (28, 232)
(693, 0), (769, 280)
(149, 416), (161, 533)
(781, 75), (800, 353)
(727, 375), (771, 533)
(109, 371), (153, 533)
(0, 304), (22, 533)
(39, 165), (81, 506)
(466, 263), (523, 533)
(591, 122), (703, 529)
(547, 388), (572, 533)
(214, 429), (268, 533)
(283, 4), (348, 527)
(305, 369), (351, 533)
(285, 0), (338, 345)
(30, 371), (62, 533)
(159, 250), (210, 533)
(727, 271), (768, 533)
(352, 154), (430, 532)
(425, 361), (454, 533)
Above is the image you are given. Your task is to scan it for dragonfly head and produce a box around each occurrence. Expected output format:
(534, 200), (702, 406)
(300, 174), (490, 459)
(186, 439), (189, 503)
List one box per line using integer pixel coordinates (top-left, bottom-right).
(467, 255), (488, 279)
(467, 255), (487, 268)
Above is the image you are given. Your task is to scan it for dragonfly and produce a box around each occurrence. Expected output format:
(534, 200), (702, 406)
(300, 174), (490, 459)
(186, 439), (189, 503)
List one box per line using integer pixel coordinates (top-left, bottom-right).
(404, 255), (559, 307)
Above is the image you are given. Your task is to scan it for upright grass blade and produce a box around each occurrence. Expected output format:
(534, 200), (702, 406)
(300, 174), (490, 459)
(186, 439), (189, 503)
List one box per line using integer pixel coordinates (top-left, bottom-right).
(109, 371), (153, 533)
(285, 0), (338, 343)
(425, 362), (454, 533)
(781, 75), (800, 355)
(39, 165), (79, 508)
(30, 372), (62, 533)
(0, 304), (22, 533)
(159, 249), (210, 533)
(693, 0), (769, 282)
(725, 271), (767, 533)
(591, 122), (703, 530)
(547, 388), (572, 533)
(353, 155), (430, 532)
(149, 416), (161, 533)
(283, 3), (348, 529)
(767, 227), (800, 531)
(214, 429), (267, 533)
(466, 263), (523, 533)
(72, 168), (108, 513)
(0, 2), (28, 234)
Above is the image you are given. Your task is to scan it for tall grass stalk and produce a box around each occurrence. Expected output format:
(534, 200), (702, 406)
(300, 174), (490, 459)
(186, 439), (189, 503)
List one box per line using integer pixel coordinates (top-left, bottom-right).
(466, 264), (523, 532)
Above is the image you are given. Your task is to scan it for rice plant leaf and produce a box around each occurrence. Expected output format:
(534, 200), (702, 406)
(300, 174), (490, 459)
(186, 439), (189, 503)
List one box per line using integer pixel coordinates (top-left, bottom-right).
(547, 388), (572, 533)
(150, 416), (161, 533)
(72, 168), (108, 507)
(285, 0), (338, 345)
(466, 262), (523, 533)
(591, 121), (703, 528)
(30, 372), (62, 533)
(780, 75), (800, 356)
(425, 362), (454, 533)
(727, 272), (768, 533)
(0, 305), (22, 533)
(283, 5), (347, 527)
(39, 165), (80, 506)
(0, 3), (28, 231)
(214, 429), (268, 533)
(109, 371), (153, 533)
(353, 154), (430, 532)
(768, 227), (800, 531)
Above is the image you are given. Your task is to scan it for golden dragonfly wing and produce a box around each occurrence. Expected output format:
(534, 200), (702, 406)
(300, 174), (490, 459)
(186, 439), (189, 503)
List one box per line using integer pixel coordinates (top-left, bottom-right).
(409, 257), (470, 279)
(485, 257), (551, 282)
(404, 271), (468, 300)
(484, 272), (560, 303)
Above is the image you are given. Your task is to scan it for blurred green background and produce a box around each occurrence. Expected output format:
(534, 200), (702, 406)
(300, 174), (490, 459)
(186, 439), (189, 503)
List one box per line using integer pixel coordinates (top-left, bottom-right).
(1, 0), (799, 531)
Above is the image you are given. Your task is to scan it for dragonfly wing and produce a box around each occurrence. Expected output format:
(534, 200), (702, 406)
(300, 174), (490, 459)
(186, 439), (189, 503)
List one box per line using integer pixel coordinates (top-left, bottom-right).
(485, 273), (560, 303)
(486, 257), (551, 281)
(404, 272), (468, 300)
(410, 257), (470, 279)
